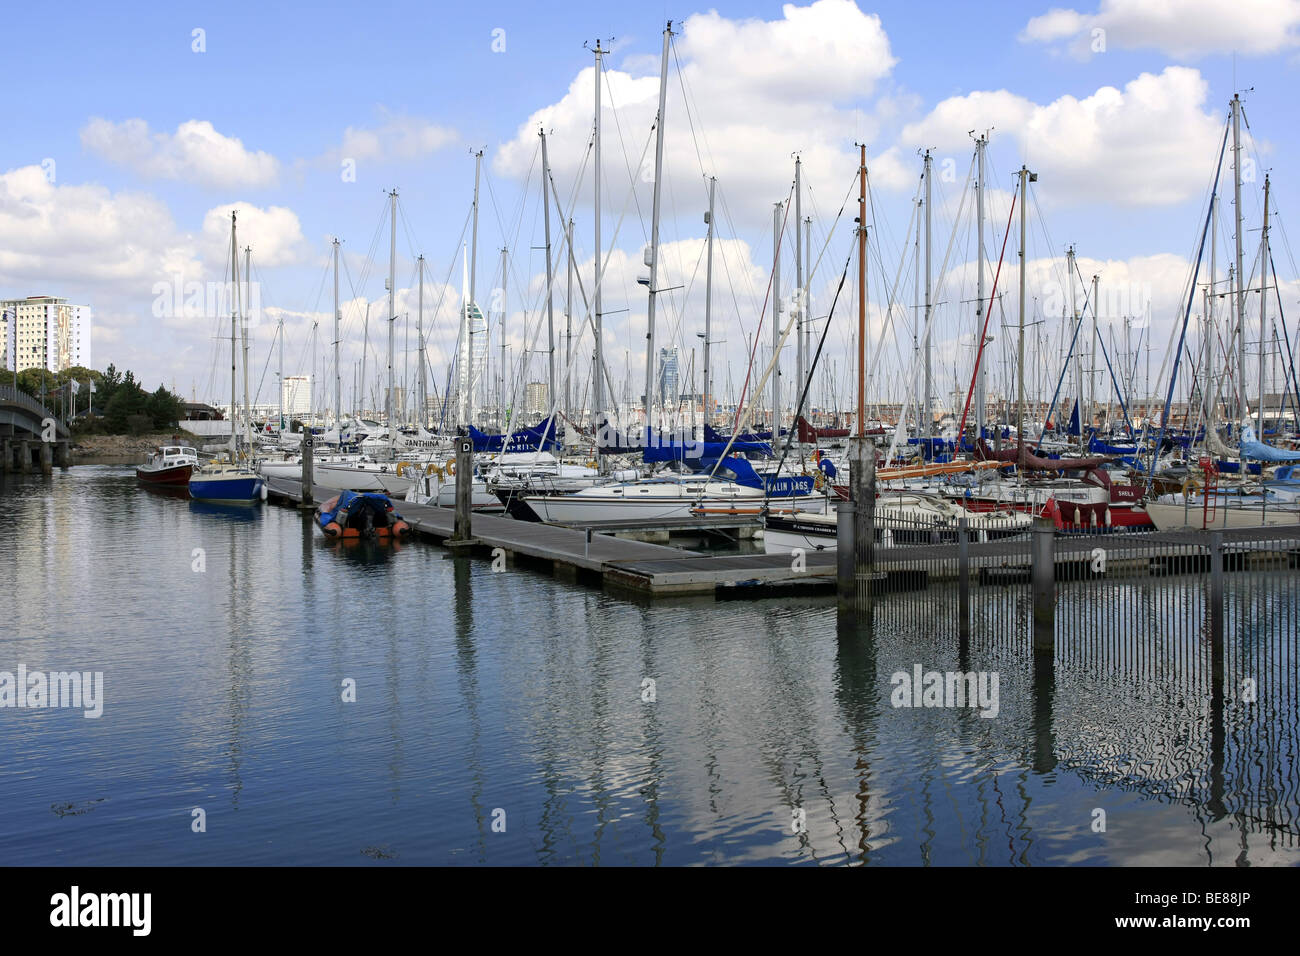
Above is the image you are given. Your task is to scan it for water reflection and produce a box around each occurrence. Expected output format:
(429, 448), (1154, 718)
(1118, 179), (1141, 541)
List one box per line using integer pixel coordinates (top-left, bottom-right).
(1, 467), (1296, 866)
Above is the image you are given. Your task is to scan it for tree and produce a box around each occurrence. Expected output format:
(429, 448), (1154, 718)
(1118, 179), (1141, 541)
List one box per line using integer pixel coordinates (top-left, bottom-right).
(15, 368), (47, 400)
(102, 378), (147, 432)
(147, 385), (184, 429)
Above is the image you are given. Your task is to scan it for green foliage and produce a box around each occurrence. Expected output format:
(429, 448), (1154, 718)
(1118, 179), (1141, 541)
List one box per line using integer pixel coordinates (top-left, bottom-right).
(146, 385), (183, 429)
(6, 362), (182, 435)
(15, 368), (48, 399)
(57, 364), (184, 435)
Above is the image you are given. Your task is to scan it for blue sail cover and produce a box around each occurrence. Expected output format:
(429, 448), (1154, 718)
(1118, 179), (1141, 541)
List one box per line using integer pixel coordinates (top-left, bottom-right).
(642, 440), (773, 464)
(703, 423), (776, 443)
(1239, 424), (1300, 462)
(693, 455), (815, 495)
(1089, 435), (1139, 454)
(468, 416), (561, 453)
(596, 422), (709, 455)
(1067, 400), (1081, 437)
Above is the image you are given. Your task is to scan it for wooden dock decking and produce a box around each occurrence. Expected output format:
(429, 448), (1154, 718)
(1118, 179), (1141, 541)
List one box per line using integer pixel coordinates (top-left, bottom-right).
(266, 478), (699, 577)
(266, 478), (1300, 598)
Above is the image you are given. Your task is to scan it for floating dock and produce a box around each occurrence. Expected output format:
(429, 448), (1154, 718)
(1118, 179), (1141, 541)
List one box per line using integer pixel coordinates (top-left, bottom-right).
(266, 478), (1299, 599)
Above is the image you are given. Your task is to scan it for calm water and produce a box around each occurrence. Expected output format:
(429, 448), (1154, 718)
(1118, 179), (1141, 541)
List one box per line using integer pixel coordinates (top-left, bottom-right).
(1, 465), (1296, 866)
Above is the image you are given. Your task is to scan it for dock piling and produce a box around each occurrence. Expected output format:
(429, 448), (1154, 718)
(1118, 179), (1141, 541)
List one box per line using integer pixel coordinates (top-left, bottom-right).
(300, 431), (315, 509)
(836, 500), (855, 608)
(449, 436), (476, 550)
(1031, 516), (1055, 651)
(1209, 530), (1224, 643)
(958, 518), (970, 639)
(850, 436), (876, 609)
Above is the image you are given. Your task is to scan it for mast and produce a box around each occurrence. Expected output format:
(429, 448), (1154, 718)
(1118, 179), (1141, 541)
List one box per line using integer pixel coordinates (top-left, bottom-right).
(643, 22), (672, 434)
(974, 134), (987, 439)
(243, 244), (252, 455)
(274, 249), (284, 432)
(417, 254), (426, 430)
(1258, 174), (1271, 434)
(804, 216), (812, 416)
(229, 211), (239, 462)
(913, 197), (921, 437)
(591, 39), (607, 426)
(794, 156), (804, 417)
(857, 144), (867, 437)
(470, 151), (482, 308)
(772, 202), (782, 436)
(566, 217), (574, 429)
(1091, 273), (1099, 440)
(1232, 93), (1247, 423)
(1017, 166), (1034, 463)
(500, 247), (507, 430)
(1068, 245), (1081, 448)
(387, 188), (397, 461)
(923, 149), (933, 444)
(540, 128), (556, 420)
(333, 238), (341, 436)
(458, 246), (472, 427)
(703, 176), (716, 432)
(1207, 196), (1217, 428)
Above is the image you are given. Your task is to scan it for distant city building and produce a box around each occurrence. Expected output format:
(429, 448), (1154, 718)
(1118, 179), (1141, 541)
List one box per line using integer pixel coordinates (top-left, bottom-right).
(0, 296), (91, 373)
(455, 302), (489, 424)
(525, 381), (548, 417)
(281, 375), (312, 417)
(1, 306), (12, 370)
(387, 385), (406, 421)
(657, 347), (679, 407)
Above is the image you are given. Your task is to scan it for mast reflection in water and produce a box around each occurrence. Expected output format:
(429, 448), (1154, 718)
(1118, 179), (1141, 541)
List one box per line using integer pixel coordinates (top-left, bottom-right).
(0, 466), (1296, 865)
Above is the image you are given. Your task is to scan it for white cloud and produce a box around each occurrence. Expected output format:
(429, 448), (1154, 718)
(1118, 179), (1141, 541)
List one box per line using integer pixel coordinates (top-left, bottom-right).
(494, 0), (896, 224)
(200, 202), (306, 268)
(330, 111), (458, 164)
(1021, 0), (1300, 59)
(890, 67), (1228, 206)
(0, 164), (316, 394)
(81, 118), (280, 188)
(0, 164), (199, 290)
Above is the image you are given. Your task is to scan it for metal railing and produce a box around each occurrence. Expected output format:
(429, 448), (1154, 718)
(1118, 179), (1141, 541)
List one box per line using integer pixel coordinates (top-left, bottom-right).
(844, 519), (1300, 846)
(0, 384), (68, 438)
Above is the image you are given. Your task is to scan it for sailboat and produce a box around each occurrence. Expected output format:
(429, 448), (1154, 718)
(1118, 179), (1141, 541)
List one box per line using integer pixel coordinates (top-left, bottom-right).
(189, 210), (266, 505)
(1145, 98), (1300, 530)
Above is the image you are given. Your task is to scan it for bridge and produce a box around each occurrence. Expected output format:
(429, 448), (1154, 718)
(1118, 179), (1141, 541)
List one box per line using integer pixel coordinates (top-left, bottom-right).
(0, 384), (72, 474)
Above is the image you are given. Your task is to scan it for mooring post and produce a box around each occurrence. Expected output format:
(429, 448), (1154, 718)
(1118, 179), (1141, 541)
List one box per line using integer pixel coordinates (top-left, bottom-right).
(836, 499), (856, 608)
(1031, 515), (1055, 651)
(299, 431), (315, 509)
(958, 517), (970, 639)
(1209, 529), (1225, 647)
(452, 435), (473, 544)
(850, 436), (876, 607)
(18, 440), (30, 474)
(1207, 532), (1226, 814)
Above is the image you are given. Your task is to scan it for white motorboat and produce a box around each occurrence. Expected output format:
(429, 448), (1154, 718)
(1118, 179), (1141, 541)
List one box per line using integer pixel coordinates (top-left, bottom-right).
(312, 459), (424, 494)
(523, 476), (830, 524)
(763, 492), (1030, 554)
(1146, 493), (1300, 530)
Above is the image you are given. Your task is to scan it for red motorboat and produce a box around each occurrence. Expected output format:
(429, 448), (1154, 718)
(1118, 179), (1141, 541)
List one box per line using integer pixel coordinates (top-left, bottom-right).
(136, 445), (198, 486)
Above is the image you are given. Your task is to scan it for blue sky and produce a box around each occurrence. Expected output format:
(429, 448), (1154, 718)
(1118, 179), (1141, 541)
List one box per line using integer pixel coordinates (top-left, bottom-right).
(2, 0), (1298, 415)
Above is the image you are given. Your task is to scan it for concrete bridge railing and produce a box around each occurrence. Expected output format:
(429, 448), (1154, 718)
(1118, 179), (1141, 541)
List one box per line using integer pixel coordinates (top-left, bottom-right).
(0, 384), (70, 439)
